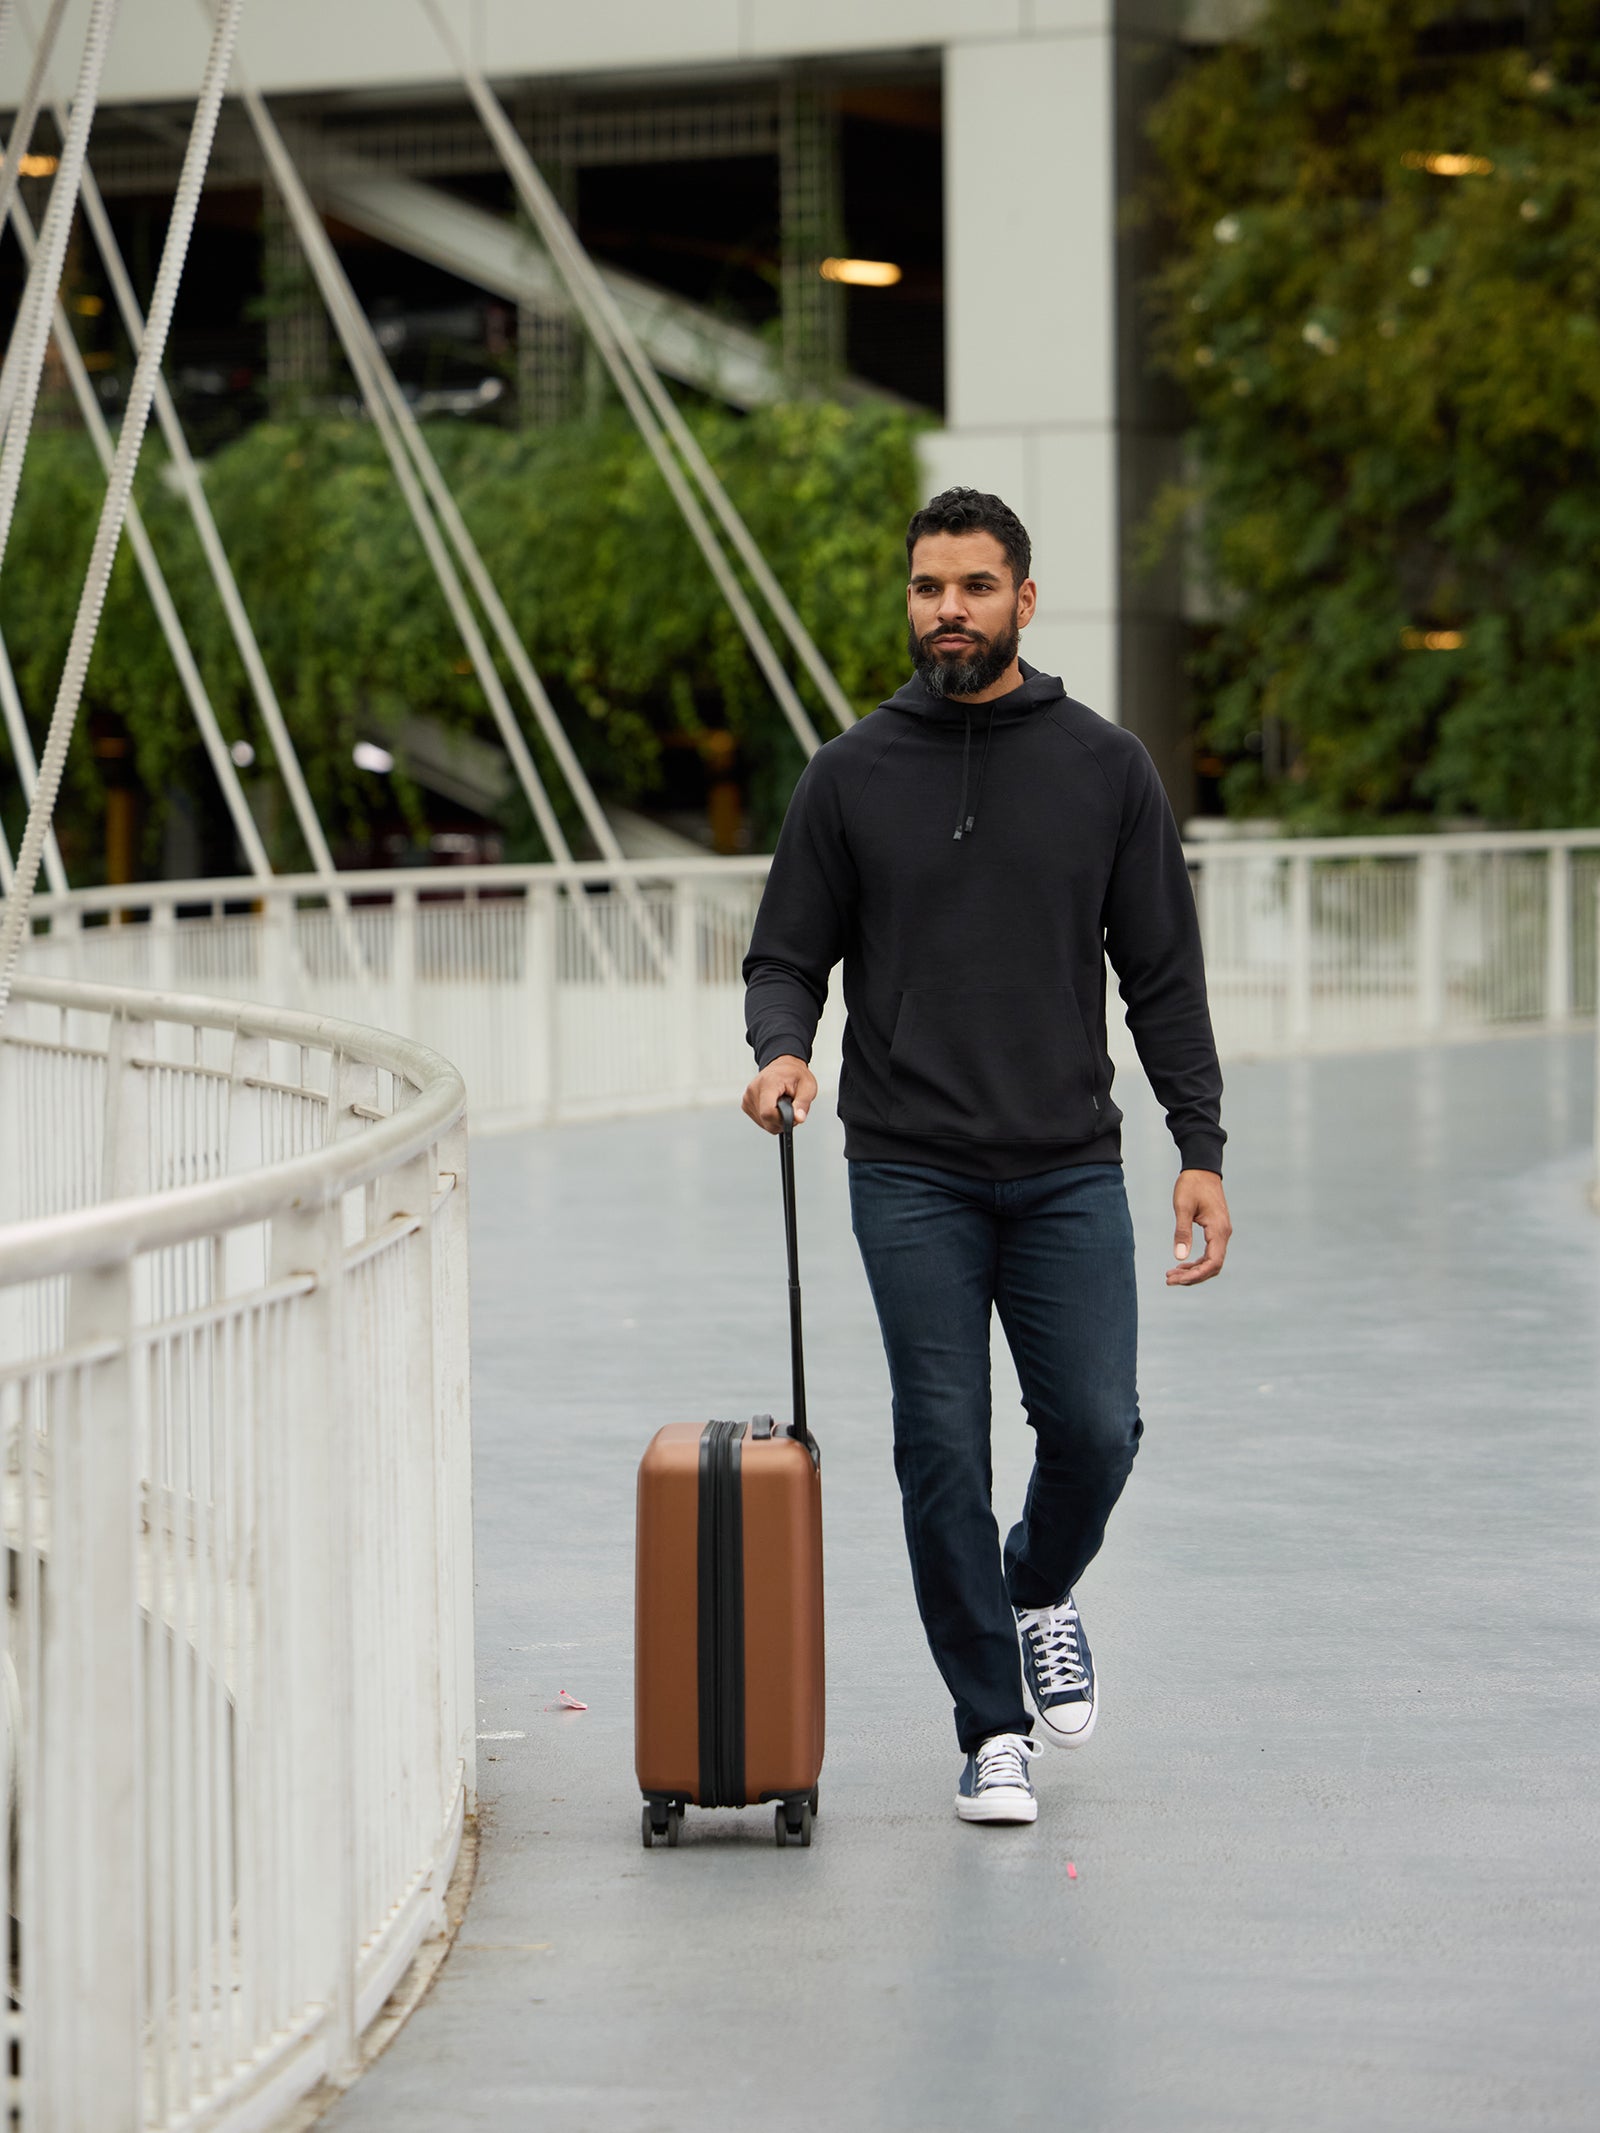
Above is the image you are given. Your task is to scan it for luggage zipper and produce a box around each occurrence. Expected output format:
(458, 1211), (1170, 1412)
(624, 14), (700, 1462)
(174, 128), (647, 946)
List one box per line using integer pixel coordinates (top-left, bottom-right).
(696, 1419), (747, 1808)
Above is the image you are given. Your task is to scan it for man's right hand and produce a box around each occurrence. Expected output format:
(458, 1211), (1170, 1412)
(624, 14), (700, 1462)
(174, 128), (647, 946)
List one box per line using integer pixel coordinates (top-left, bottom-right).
(741, 1055), (818, 1134)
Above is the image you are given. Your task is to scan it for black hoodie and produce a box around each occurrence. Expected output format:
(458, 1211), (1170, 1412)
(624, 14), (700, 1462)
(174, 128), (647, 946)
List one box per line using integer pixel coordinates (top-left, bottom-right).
(742, 662), (1225, 1180)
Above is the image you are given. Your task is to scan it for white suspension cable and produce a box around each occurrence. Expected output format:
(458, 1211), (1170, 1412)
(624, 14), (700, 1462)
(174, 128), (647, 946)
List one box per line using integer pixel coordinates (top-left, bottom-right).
(421, 0), (856, 749)
(244, 93), (668, 982)
(0, 621), (66, 892)
(21, 137), (373, 983)
(8, 187), (274, 884)
(239, 86), (575, 870)
(0, 0), (118, 563)
(0, 0), (243, 1023)
(272, 125), (626, 871)
(0, 0), (68, 256)
(68, 156), (346, 886)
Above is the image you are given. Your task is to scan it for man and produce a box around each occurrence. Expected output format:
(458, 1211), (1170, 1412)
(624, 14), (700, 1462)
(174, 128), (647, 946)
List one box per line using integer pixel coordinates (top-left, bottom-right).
(741, 487), (1230, 1825)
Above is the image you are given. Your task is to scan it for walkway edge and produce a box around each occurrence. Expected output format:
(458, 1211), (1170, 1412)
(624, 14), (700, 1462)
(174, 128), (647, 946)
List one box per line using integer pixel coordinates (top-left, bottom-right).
(271, 1817), (482, 2133)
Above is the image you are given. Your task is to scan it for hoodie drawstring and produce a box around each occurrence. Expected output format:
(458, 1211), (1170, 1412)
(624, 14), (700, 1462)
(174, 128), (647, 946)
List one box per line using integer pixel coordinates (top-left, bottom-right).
(952, 705), (997, 843)
(952, 713), (973, 840)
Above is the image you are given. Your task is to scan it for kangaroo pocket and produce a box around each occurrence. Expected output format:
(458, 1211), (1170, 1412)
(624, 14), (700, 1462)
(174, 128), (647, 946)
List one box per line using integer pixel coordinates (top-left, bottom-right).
(888, 987), (1104, 1144)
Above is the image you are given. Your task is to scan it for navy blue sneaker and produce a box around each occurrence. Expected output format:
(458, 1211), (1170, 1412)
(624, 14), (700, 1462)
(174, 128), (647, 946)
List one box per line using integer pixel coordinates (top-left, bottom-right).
(955, 1732), (1041, 1823)
(1015, 1591), (1097, 1748)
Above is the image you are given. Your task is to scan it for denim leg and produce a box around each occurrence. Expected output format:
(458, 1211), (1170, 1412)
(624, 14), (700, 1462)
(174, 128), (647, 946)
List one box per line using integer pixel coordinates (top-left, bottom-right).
(849, 1162), (1032, 1752)
(993, 1164), (1143, 1612)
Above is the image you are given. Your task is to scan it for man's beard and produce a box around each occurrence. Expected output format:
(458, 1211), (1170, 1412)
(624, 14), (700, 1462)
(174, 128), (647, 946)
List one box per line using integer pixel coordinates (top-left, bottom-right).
(908, 609), (1021, 699)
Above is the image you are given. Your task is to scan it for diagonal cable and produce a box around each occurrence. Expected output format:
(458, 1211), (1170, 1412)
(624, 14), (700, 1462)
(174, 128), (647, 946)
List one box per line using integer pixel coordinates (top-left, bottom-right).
(8, 187), (274, 881)
(238, 86), (574, 869)
(0, 0), (243, 1023)
(0, 621), (68, 893)
(0, 0), (118, 579)
(0, 0), (68, 263)
(420, 0), (856, 747)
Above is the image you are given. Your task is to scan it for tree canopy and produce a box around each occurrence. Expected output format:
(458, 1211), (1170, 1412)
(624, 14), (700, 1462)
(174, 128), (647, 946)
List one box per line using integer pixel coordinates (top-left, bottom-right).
(0, 400), (923, 879)
(1145, 0), (1600, 828)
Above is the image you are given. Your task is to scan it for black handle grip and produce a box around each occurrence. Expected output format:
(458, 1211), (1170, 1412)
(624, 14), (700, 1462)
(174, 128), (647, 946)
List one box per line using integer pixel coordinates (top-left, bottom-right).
(775, 1098), (810, 1447)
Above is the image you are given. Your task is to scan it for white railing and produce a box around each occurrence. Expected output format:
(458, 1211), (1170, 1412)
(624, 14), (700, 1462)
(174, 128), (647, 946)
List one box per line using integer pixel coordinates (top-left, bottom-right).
(15, 831), (1600, 1131)
(0, 975), (473, 2132)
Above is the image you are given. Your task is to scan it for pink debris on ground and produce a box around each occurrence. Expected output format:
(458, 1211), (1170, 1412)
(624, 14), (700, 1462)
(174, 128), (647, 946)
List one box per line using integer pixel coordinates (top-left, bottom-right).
(1066, 1862), (1078, 1880)
(544, 1689), (588, 1712)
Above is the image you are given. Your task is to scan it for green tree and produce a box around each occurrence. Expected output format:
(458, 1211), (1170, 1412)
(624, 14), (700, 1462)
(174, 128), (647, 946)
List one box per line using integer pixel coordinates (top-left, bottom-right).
(0, 400), (924, 878)
(1144, 0), (1600, 829)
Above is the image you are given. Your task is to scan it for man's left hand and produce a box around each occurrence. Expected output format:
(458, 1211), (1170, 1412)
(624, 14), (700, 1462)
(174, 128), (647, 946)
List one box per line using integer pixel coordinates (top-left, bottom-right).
(1167, 1169), (1232, 1288)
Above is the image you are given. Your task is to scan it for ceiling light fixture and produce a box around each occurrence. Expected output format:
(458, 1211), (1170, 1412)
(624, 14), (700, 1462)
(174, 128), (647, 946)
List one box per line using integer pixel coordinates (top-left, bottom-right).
(1401, 628), (1465, 651)
(819, 257), (902, 288)
(1402, 151), (1493, 177)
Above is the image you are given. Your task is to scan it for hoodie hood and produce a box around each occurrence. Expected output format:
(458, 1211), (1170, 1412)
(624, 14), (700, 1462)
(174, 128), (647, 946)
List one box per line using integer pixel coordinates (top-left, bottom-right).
(878, 660), (1068, 841)
(879, 659), (1067, 725)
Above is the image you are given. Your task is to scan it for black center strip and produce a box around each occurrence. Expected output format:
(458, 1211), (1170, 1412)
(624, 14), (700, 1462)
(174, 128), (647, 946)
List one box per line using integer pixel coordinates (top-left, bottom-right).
(696, 1422), (721, 1807)
(696, 1420), (748, 1808)
(719, 1423), (746, 1808)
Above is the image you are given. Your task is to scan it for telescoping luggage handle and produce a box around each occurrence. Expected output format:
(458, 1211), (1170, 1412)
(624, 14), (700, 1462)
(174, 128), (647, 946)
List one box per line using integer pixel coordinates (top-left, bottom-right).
(775, 1097), (811, 1450)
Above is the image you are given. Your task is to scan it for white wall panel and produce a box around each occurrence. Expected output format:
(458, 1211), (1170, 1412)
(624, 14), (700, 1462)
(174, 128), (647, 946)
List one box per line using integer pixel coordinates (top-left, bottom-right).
(482, 0), (746, 78)
(742, 0), (1023, 54)
(1021, 615), (1116, 715)
(1030, 425), (1117, 616)
(915, 428), (1032, 522)
(1023, 0), (1114, 29)
(944, 33), (1113, 432)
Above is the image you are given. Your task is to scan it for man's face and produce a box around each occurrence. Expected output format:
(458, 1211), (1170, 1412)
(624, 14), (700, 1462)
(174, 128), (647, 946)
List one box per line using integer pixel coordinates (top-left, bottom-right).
(906, 530), (1037, 698)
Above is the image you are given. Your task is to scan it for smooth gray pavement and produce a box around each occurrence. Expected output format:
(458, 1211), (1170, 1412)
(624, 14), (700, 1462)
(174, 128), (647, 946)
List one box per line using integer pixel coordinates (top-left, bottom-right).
(326, 1033), (1600, 2133)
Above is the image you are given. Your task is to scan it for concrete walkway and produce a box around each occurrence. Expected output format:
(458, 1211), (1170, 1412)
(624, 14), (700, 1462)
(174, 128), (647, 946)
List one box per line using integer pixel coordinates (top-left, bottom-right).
(325, 1034), (1600, 2133)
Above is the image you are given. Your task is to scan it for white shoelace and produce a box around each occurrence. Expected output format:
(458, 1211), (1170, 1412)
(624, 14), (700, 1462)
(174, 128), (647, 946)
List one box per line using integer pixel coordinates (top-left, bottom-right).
(975, 1732), (1040, 1792)
(1021, 1599), (1088, 1696)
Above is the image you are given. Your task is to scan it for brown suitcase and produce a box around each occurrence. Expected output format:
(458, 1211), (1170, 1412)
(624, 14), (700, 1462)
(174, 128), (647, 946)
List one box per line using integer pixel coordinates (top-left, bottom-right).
(635, 1098), (824, 1847)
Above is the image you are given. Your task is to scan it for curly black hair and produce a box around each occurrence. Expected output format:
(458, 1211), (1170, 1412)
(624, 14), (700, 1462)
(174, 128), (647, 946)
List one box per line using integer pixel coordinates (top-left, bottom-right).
(905, 487), (1032, 586)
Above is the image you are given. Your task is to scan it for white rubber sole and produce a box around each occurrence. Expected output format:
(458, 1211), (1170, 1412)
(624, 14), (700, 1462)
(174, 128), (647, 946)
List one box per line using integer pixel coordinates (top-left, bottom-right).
(955, 1789), (1039, 1825)
(1032, 1690), (1098, 1751)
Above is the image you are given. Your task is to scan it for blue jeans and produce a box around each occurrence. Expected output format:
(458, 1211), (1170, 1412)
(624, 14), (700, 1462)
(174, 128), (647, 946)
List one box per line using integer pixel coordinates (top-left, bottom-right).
(849, 1160), (1142, 1752)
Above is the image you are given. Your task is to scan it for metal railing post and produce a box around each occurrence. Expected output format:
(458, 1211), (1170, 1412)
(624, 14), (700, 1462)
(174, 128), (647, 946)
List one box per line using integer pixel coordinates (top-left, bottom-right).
(151, 895), (177, 991)
(39, 1259), (141, 2129)
(1546, 844), (1572, 1024)
(268, 1190), (359, 2077)
(391, 882), (417, 1039)
(223, 1030), (270, 1295)
(1287, 853), (1313, 1047)
(262, 887), (294, 1005)
(1417, 848), (1447, 1034)
(524, 884), (558, 1122)
(433, 1115), (476, 1809)
(671, 880), (699, 1098)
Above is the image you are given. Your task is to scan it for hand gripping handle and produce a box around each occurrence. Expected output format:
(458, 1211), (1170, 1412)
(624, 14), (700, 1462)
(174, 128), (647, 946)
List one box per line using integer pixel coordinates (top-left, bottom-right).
(775, 1097), (811, 1448)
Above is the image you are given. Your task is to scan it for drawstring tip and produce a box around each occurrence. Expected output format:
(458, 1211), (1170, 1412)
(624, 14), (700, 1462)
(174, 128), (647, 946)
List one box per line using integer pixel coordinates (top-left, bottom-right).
(964, 816), (976, 833)
(952, 827), (963, 842)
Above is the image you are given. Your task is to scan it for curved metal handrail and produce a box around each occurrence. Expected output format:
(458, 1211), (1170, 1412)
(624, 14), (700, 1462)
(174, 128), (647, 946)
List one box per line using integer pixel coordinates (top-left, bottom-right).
(0, 973), (466, 1281)
(0, 970), (476, 2129)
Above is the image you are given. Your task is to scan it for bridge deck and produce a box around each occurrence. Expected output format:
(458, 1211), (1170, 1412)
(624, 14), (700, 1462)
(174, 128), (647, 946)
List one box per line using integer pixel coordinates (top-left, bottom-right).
(325, 1033), (1600, 2133)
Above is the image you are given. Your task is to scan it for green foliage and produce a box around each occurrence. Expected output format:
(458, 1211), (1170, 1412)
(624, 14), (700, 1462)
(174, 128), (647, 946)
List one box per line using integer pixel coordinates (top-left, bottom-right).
(0, 400), (924, 878)
(1144, 0), (1600, 828)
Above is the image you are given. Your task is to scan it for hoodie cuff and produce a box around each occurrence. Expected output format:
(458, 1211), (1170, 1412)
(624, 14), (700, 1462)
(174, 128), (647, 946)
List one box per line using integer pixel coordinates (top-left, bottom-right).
(1177, 1134), (1224, 1177)
(756, 1035), (814, 1070)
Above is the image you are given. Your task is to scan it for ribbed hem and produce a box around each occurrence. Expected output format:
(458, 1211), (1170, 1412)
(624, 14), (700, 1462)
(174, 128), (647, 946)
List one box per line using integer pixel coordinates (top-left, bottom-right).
(842, 1115), (1124, 1183)
(755, 1035), (815, 1070)
(1176, 1135), (1225, 1176)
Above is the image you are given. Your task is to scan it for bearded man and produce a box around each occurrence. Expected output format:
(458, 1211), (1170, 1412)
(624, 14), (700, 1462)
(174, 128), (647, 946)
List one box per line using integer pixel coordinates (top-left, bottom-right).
(740, 486), (1231, 1824)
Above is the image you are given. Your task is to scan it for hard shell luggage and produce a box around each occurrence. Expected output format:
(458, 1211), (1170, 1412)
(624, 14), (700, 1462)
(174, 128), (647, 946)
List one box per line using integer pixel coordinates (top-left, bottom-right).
(635, 1097), (824, 1848)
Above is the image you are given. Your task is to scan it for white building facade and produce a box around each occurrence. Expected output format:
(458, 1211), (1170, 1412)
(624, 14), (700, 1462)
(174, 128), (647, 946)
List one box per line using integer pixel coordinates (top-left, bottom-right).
(29, 0), (1245, 807)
